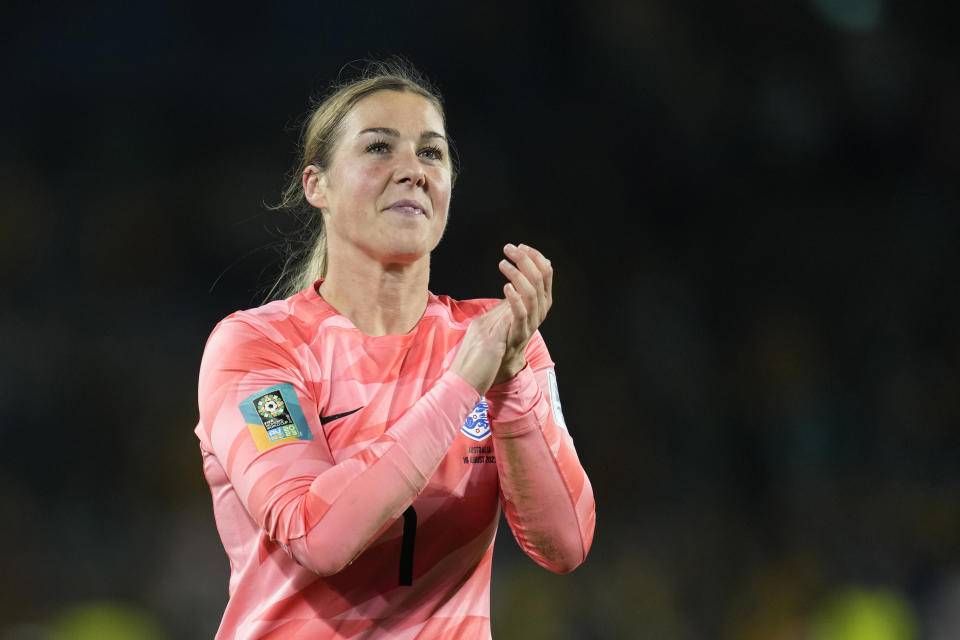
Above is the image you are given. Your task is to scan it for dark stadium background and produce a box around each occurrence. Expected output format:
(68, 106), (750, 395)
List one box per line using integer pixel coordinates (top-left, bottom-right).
(3, 2), (959, 639)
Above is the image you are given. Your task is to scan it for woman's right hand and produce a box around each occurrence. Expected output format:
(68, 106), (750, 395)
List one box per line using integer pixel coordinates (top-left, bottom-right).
(450, 301), (512, 395)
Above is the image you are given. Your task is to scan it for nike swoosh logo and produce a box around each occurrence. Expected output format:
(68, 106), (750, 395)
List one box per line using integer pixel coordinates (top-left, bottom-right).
(319, 406), (363, 425)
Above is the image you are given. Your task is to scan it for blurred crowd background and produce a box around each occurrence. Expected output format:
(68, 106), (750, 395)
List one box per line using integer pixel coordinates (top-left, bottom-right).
(2, 1), (959, 638)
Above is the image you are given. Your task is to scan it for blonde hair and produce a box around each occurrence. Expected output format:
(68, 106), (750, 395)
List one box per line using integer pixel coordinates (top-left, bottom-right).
(266, 59), (454, 300)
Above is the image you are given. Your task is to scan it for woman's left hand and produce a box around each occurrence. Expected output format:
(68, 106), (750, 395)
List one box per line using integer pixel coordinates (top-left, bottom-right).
(492, 243), (554, 386)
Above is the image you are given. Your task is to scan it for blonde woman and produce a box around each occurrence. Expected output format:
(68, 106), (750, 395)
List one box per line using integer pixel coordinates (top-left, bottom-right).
(196, 61), (595, 639)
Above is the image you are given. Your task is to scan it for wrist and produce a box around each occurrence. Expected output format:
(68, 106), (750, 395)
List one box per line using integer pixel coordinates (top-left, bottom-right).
(492, 355), (526, 386)
(485, 365), (542, 427)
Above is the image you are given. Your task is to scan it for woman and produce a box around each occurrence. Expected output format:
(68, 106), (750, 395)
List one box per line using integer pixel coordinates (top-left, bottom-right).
(195, 61), (595, 639)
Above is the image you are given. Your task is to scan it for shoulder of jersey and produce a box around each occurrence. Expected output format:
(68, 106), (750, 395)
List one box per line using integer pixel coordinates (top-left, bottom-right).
(217, 287), (333, 340)
(429, 294), (499, 323)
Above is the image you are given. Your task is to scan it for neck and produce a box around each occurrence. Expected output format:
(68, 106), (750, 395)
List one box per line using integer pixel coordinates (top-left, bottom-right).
(319, 253), (431, 337)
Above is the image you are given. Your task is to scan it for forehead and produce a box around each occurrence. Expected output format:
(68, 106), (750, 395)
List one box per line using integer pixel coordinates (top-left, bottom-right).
(344, 90), (445, 135)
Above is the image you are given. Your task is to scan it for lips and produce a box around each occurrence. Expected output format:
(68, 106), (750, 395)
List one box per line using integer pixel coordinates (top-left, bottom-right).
(386, 199), (426, 216)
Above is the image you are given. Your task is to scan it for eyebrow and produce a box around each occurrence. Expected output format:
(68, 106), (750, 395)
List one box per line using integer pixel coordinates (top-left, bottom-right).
(357, 127), (447, 142)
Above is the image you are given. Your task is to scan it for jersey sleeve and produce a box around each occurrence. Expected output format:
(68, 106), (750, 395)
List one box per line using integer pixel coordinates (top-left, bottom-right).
(196, 317), (481, 576)
(483, 331), (596, 574)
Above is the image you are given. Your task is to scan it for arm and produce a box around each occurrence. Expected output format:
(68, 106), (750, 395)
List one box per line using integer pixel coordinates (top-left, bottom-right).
(197, 311), (506, 576)
(486, 336), (596, 574)
(485, 244), (595, 572)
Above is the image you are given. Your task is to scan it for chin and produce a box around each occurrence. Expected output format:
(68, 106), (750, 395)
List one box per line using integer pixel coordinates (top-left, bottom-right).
(377, 233), (443, 264)
(377, 245), (431, 267)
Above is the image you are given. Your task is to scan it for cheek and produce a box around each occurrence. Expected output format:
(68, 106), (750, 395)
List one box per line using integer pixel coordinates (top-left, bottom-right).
(328, 166), (384, 216)
(344, 165), (383, 197)
(430, 173), (452, 211)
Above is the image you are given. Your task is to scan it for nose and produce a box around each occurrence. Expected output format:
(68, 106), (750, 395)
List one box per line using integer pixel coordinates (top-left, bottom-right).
(394, 149), (426, 188)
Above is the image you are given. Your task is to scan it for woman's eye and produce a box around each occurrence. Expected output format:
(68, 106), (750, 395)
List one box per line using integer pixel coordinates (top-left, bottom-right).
(366, 140), (390, 154)
(419, 146), (444, 161)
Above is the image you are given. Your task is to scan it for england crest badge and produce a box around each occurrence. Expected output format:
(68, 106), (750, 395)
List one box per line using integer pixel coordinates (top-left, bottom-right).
(461, 397), (490, 441)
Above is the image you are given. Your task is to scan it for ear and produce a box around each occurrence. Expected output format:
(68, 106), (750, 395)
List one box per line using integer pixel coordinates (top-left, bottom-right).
(303, 165), (329, 210)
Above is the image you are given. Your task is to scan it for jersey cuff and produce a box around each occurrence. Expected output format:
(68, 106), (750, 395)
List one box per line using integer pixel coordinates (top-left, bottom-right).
(486, 366), (548, 436)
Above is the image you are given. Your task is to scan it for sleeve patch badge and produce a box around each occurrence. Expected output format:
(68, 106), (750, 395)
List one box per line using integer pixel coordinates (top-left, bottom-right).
(547, 370), (568, 430)
(239, 382), (313, 452)
(461, 397), (491, 441)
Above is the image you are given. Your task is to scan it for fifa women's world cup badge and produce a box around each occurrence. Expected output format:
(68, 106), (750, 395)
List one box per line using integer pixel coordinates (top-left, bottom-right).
(239, 383), (313, 452)
(461, 398), (490, 441)
(257, 393), (286, 421)
(255, 392), (296, 439)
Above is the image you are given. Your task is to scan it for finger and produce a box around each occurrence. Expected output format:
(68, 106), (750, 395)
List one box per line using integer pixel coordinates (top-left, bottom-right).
(499, 253), (535, 298)
(505, 245), (545, 323)
(499, 257), (539, 324)
(518, 244), (551, 281)
(502, 282), (531, 352)
(503, 281), (527, 325)
(519, 244), (553, 313)
(502, 279), (528, 333)
(502, 244), (540, 300)
(512, 245), (546, 307)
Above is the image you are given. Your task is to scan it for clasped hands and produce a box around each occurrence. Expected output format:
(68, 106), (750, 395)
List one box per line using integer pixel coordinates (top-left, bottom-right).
(451, 243), (554, 395)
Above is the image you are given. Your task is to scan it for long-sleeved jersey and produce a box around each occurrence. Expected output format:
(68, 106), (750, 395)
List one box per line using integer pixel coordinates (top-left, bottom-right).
(195, 284), (596, 639)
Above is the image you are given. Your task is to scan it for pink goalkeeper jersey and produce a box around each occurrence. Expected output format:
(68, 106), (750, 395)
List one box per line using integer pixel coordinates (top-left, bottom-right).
(195, 283), (595, 639)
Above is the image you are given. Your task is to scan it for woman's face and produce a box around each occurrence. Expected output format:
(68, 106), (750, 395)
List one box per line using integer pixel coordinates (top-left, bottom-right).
(306, 90), (453, 268)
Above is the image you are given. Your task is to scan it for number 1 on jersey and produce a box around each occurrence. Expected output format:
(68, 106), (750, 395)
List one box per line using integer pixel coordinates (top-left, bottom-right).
(398, 506), (417, 586)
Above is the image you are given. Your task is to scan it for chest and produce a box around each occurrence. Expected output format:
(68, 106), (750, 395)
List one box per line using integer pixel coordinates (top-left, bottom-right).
(308, 321), (501, 491)
(307, 322), (462, 448)
(301, 317), (503, 582)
